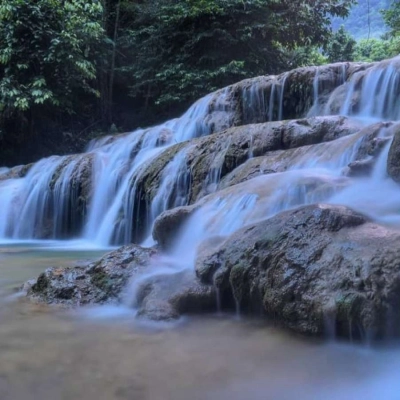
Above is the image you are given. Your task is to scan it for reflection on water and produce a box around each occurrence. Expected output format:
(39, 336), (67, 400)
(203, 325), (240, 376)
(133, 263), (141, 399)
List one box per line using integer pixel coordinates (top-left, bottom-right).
(0, 244), (399, 399)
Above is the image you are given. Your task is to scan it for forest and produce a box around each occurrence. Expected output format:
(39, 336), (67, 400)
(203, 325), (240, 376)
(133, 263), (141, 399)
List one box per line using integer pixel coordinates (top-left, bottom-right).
(0, 0), (399, 165)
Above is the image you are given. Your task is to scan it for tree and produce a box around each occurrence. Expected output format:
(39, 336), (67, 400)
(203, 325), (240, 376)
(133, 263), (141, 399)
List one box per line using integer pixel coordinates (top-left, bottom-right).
(383, 0), (400, 36)
(354, 38), (393, 62)
(383, 0), (400, 52)
(324, 26), (356, 62)
(117, 0), (356, 116)
(0, 0), (104, 141)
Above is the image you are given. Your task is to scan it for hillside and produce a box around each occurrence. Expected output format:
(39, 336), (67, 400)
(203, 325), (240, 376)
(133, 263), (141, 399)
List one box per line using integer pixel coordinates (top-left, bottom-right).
(332, 0), (392, 39)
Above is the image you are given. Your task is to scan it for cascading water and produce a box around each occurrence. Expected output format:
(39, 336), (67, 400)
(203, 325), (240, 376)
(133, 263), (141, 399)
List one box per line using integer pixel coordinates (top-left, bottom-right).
(141, 149), (192, 246)
(324, 57), (400, 121)
(0, 92), (219, 244)
(2, 56), (400, 258)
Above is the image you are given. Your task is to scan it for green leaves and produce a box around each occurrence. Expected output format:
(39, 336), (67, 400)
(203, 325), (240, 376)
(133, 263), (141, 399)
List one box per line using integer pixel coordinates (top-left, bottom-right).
(324, 26), (357, 62)
(0, 0), (104, 114)
(119, 0), (355, 113)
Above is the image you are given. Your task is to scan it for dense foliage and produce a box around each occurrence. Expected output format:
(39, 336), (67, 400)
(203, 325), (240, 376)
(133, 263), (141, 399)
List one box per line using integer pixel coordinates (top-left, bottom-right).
(0, 0), (360, 165)
(0, 0), (104, 160)
(118, 0), (355, 111)
(383, 0), (400, 52)
(324, 26), (357, 62)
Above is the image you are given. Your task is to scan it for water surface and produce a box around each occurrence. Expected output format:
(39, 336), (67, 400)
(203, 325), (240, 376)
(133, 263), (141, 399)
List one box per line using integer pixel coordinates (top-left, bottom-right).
(0, 244), (399, 400)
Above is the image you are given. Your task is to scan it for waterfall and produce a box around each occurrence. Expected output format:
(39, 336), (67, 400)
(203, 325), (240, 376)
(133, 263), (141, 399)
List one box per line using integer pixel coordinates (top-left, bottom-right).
(142, 149), (191, 246)
(2, 57), (400, 249)
(278, 74), (288, 121)
(0, 92), (218, 244)
(325, 57), (400, 121)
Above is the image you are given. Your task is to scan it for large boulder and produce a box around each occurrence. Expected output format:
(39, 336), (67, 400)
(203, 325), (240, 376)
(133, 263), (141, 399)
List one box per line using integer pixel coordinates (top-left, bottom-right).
(194, 204), (400, 340)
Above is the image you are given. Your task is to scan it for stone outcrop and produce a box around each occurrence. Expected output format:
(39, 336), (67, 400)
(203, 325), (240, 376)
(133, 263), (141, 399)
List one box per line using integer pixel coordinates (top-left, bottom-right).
(20, 55), (400, 343)
(387, 125), (400, 183)
(136, 116), (362, 207)
(194, 204), (400, 339)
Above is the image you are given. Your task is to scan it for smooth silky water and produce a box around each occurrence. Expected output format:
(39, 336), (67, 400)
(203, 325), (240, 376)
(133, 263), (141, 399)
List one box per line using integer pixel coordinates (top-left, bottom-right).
(0, 243), (399, 400)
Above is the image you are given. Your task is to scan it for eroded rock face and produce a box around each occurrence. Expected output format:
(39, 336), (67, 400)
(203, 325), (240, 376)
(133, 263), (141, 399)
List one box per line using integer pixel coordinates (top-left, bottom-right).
(195, 204), (400, 340)
(387, 125), (400, 183)
(136, 116), (362, 208)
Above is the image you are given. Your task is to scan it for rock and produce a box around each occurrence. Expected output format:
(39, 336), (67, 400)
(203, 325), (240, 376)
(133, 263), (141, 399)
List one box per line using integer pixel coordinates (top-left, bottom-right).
(344, 159), (375, 177)
(25, 243), (215, 321)
(153, 205), (199, 249)
(136, 115), (361, 206)
(0, 163), (34, 181)
(237, 62), (373, 123)
(26, 202), (400, 340)
(195, 204), (400, 340)
(27, 244), (157, 306)
(387, 124), (400, 183)
(135, 269), (215, 320)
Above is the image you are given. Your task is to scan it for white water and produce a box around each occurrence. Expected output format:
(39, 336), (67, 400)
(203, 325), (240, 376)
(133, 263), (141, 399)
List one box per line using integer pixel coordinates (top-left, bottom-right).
(324, 58), (400, 121)
(0, 93), (217, 245)
(1, 57), (400, 255)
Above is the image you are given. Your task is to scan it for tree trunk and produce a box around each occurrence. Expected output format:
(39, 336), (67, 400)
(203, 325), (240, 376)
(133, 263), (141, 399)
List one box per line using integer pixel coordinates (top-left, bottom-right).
(108, 0), (121, 126)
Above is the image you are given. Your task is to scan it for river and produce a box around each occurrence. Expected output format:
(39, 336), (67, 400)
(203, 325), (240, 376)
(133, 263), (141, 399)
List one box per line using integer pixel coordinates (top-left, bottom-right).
(0, 242), (399, 399)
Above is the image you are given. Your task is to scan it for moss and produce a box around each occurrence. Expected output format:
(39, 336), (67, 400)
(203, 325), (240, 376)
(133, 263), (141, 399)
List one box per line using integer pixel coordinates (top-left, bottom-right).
(335, 293), (365, 322)
(229, 262), (248, 303)
(32, 272), (49, 293)
(91, 271), (113, 292)
(19, 163), (34, 177)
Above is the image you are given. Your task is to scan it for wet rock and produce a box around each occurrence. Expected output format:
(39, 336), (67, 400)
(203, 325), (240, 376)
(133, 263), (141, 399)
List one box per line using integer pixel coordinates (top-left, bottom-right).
(25, 243), (215, 321)
(26, 202), (400, 340)
(195, 204), (400, 340)
(387, 124), (400, 183)
(344, 159), (375, 177)
(26, 245), (157, 306)
(237, 62), (373, 123)
(136, 270), (215, 320)
(153, 205), (199, 249)
(354, 122), (394, 160)
(137, 116), (362, 208)
(0, 163), (34, 181)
